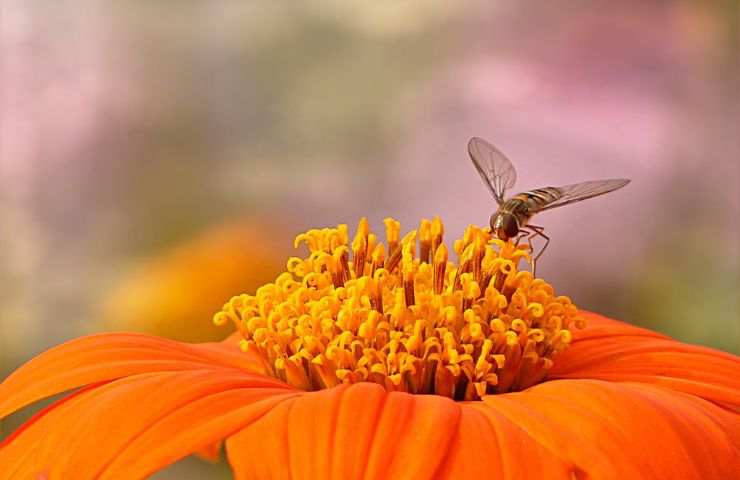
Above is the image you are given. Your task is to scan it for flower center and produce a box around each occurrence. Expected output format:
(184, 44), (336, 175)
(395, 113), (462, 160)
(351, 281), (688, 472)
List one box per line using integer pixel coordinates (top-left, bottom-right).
(214, 218), (584, 401)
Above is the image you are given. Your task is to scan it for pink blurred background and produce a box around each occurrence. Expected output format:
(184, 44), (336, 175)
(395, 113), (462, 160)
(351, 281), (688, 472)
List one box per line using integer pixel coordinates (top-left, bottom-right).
(2, 1), (738, 476)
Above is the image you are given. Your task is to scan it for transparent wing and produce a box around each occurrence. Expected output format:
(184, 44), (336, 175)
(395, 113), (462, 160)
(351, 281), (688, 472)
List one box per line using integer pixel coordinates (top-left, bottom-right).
(468, 137), (517, 206)
(540, 179), (630, 211)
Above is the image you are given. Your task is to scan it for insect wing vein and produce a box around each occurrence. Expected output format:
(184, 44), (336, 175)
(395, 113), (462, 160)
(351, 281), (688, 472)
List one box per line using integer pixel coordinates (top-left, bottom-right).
(541, 179), (630, 211)
(467, 137), (517, 205)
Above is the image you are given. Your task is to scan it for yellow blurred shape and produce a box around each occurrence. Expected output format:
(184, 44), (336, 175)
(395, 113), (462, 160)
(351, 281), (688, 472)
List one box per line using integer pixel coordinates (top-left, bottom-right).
(100, 221), (285, 342)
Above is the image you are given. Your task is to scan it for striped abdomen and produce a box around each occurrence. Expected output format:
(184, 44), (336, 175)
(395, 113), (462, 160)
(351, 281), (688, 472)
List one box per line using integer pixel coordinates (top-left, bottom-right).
(502, 188), (563, 226)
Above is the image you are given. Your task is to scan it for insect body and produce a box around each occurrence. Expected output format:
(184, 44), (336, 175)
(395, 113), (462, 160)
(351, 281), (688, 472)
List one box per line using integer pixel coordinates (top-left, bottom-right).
(468, 136), (630, 271)
(492, 187), (563, 240)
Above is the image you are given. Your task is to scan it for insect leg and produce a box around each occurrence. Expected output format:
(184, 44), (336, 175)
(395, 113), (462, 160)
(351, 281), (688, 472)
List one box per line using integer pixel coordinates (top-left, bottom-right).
(513, 231), (529, 248)
(527, 225), (550, 263)
(521, 225), (550, 277)
(515, 228), (538, 274)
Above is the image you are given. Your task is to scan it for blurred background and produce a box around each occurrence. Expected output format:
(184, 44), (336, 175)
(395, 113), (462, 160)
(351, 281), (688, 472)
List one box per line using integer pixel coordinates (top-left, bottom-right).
(1, 1), (738, 477)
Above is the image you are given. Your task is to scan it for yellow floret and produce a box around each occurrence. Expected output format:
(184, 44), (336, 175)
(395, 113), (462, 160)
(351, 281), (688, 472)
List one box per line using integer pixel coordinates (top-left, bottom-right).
(215, 217), (583, 400)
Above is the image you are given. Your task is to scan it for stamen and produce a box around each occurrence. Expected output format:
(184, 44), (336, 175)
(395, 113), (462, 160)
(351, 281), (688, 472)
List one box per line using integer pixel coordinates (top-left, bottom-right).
(370, 243), (385, 278)
(216, 217), (584, 400)
(352, 218), (369, 279)
(402, 247), (415, 308)
(384, 217), (400, 256)
(385, 230), (415, 273)
(430, 216), (444, 259)
(433, 243), (448, 294)
(418, 219), (432, 264)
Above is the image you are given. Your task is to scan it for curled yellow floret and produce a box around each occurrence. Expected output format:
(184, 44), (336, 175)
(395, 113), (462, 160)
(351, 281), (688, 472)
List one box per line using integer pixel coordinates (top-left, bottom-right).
(214, 217), (584, 401)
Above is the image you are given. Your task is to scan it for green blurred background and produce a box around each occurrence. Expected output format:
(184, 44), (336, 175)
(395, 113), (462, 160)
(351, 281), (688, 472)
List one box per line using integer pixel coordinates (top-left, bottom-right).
(1, 1), (738, 477)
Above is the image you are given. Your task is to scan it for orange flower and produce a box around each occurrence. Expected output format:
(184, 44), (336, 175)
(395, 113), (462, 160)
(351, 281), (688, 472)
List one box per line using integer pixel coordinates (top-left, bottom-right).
(100, 221), (285, 342)
(2, 218), (739, 479)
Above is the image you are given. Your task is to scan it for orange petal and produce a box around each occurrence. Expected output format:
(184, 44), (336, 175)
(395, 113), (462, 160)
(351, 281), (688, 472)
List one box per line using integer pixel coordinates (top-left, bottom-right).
(552, 312), (740, 408)
(436, 402), (574, 479)
(475, 379), (740, 479)
(0, 369), (295, 479)
(194, 441), (222, 462)
(0, 332), (265, 420)
(226, 383), (463, 480)
(571, 311), (668, 341)
(226, 377), (740, 478)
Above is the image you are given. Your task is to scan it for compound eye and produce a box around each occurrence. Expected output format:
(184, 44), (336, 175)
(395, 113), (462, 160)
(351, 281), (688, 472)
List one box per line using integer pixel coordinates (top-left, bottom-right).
(489, 213), (499, 231)
(504, 216), (519, 238)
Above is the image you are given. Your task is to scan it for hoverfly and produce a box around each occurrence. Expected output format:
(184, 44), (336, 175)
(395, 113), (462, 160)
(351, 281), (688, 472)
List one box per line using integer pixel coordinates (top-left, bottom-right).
(468, 136), (630, 273)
